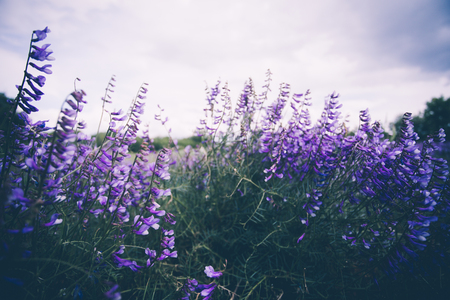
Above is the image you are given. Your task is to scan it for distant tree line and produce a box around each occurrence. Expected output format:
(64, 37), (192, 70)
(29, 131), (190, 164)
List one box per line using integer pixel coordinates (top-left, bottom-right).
(94, 132), (202, 153)
(0, 93), (25, 132)
(391, 96), (450, 140)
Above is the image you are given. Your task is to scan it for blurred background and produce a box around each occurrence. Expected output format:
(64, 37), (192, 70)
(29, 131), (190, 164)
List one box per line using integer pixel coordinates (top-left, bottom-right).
(0, 0), (449, 138)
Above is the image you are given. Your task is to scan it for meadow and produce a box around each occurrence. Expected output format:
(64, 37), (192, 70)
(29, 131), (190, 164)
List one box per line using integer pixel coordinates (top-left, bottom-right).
(1, 27), (450, 300)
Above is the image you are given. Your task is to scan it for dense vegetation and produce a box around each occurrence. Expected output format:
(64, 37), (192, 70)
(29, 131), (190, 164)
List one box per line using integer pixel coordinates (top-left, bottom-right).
(1, 27), (450, 300)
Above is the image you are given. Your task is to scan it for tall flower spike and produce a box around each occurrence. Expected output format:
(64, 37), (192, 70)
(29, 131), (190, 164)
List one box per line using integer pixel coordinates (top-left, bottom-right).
(1, 26), (53, 194)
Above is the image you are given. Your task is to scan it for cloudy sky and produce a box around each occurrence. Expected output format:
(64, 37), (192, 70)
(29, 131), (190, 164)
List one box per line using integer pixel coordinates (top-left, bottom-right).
(1, 0), (449, 138)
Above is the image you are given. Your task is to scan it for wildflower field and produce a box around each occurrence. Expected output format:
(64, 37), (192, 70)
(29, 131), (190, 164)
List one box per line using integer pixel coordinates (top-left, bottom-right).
(1, 27), (450, 300)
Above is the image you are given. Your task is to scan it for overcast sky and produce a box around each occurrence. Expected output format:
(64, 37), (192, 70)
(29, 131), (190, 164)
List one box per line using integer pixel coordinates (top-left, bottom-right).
(1, 0), (449, 138)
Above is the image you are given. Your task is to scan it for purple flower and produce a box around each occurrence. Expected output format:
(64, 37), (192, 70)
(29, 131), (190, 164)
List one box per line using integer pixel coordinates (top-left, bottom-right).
(25, 72), (46, 87)
(198, 283), (217, 299)
(204, 266), (222, 278)
(18, 98), (38, 113)
(164, 212), (176, 225)
(115, 245), (125, 255)
(157, 249), (177, 260)
(30, 44), (54, 61)
(134, 224), (151, 235)
(104, 284), (121, 300)
(146, 201), (166, 216)
(8, 188), (29, 206)
(161, 236), (175, 249)
(22, 86), (41, 100)
(43, 213), (62, 227)
(297, 233), (306, 243)
(133, 215), (160, 234)
(112, 254), (142, 272)
(29, 62), (52, 74)
(22, 225), (34, 234)
(141, 215), (160, 229)
(112, 114), (127, 122)
(145, 248), (156, 267)
(90, 209), (104, 218)
(162, 228), (174, 235)
(180, 278), (198, 299)
(151, 187), (171, 199)
(32, 26), (50, 42)
(26, 79), (44, 96)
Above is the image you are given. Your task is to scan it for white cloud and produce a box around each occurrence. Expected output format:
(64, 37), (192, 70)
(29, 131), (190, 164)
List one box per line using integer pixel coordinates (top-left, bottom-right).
(0, 0), (449, 138)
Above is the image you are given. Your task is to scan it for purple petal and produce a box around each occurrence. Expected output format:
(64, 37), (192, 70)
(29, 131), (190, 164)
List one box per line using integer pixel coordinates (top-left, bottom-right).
(204, 266), (223, 278)
(32, 27), (50, 42)
(29, 62), (52, 74)
(43, 213), (62, 227)
(297, 233), (306, 243)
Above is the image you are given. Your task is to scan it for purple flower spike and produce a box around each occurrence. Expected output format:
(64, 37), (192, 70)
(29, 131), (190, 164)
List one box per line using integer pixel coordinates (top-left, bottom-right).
(204, 266), (222, 278)
(42, 213), (63, 227)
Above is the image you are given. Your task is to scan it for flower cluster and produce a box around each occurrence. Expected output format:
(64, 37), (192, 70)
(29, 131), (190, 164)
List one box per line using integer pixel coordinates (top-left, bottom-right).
(1, 28), (179, 298)
(180, 266), (223, 300)
(2, 27), (449, 299)
(191, 71), (450, 289)
(1, 27), (53, 192)
(20, 27), (54, 114)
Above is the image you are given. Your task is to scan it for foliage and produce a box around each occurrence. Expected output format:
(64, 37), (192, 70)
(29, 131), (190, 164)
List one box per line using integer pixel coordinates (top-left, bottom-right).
(0, 93), (25, 131)
(1, 27), (450, 300)
(391, 96), (450, 140)
(93, 134), (202, 153)
(148, 136), (202, 151)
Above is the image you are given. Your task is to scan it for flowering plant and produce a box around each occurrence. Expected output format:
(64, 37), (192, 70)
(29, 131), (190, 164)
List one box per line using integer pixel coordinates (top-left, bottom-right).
(170, 72), (450, 299)
(0, 28), (179, 299)
(1, 28), (449, 300)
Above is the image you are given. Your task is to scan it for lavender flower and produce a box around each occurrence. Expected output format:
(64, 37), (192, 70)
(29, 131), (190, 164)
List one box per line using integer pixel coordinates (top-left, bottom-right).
(30, 44), (54, 61)
(112, 246), (143, 272)
(32, 26), (50, 42)
(28, 62), (53, 74)
(204, 266), (222, 278)
(104, 285), (121, 300)
(145, 248), (157, 267)
(198, 283), (217, 299)
(42, 213), (63, 227)
(157, 248), (178, 260)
